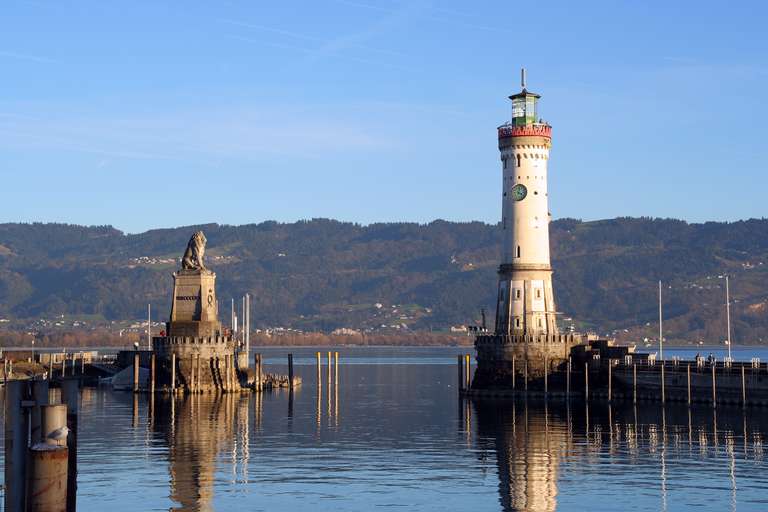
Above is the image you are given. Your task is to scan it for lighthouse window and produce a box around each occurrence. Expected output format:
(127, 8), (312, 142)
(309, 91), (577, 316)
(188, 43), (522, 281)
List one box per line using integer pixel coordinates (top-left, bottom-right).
(515, 289), (521, 300)
(516, 154), (521, 167)
(536, 289), (541, 299)
(516, 246), (521, 258)
(538, 318), (543, 327)
(515, 318), (521, 328)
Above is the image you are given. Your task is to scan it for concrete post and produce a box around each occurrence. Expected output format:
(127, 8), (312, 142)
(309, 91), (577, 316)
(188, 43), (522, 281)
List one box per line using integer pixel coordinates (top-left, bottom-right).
(41, 405), (68, 447)
(5, 380), (30, 512)
(61, 380), (78, 512)
(26, 445), (68, 512)
(133, 352), (140, 393)
(31, 380), (50, 443)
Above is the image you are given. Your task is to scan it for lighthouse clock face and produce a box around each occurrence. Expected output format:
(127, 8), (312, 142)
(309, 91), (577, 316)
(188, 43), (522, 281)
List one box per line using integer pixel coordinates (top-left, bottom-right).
(511, 184), (527, 201)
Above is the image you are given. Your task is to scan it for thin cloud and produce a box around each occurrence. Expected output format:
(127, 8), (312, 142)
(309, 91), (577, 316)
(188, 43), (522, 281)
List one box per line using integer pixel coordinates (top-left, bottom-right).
(0, 50), (56, 64)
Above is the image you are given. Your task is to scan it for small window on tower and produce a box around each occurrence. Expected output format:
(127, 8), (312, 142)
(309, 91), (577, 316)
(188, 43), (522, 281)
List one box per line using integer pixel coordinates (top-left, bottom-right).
(516, 246), (521, 258)
(536, 289), (541, 299)
(515, 289), (521, 300)
(515, 318), (520, 328)
(538, 318), (542, 327)
(516, 154), (521, 167)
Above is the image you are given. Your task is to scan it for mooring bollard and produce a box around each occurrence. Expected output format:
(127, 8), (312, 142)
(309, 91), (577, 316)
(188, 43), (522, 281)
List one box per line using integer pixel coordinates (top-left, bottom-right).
(61, 379), (78, 512)
(687, 364), (691, 406)
(133, 352), (140, 393)
(171, 353), (177, 393)
(26, 444), (68, 512)
(5, 380), (30, 512)
(457, 354), (464, 392)
(288, 354), (294, 389)
(150, 353), (156, 395)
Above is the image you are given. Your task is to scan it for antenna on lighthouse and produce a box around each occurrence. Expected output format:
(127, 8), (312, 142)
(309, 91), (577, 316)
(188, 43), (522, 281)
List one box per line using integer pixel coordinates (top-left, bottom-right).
(521, 68), (526, 90)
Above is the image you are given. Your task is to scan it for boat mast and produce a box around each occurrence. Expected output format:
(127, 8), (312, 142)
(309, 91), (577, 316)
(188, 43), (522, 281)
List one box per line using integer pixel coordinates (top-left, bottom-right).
(726, 275), (732, 361)
(658, 280), (664, 361)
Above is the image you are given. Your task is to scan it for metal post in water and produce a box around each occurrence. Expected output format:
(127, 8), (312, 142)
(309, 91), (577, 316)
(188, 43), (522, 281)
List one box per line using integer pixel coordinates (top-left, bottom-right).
(661, 363), (666, 404)
(196, 353), (202, 393)
(334, 351), (339, 389)
(567, 357), (571, 397)
(327, 351), (332, 386)
(316, 352), (321, 389)
(712, 363), (717, 407)
(544, 355), (548, 395)
(5, 380), (30, 512)
(61, 379), (79, 512)
(133, 351), (140, 393)
(26, 444), (68, 512)
(512, 356), (516, 390)
(687, 364), (691, 406)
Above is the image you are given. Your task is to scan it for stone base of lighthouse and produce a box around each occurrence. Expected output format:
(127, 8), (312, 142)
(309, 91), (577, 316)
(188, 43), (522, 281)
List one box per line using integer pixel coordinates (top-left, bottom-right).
(471, 333), (583, 390)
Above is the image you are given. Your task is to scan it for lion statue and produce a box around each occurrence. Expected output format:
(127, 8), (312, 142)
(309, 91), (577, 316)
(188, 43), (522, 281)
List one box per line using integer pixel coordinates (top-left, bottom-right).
(181, 231), (207, 270)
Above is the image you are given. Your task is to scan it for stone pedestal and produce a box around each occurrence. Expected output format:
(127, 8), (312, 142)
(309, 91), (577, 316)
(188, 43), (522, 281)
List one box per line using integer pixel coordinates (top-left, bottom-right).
(153, 268), (242, 393)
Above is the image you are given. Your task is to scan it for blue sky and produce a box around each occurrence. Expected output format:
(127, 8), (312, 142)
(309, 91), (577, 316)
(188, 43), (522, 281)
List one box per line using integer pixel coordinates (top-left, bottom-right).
(1, 1), (766, 233)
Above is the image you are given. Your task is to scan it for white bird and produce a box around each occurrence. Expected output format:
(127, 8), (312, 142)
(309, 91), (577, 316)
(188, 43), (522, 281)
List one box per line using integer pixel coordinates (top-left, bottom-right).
(47, 426), (70, 445)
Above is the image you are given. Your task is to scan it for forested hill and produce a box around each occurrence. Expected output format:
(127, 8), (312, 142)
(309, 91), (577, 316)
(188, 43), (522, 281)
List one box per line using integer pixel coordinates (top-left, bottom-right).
(1, 218), (767, 344)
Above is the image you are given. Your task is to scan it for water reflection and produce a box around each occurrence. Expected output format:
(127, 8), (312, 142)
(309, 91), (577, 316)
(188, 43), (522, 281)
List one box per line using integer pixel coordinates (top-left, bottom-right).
(153, 394), (242, 511)
(472, 399), (768, 512)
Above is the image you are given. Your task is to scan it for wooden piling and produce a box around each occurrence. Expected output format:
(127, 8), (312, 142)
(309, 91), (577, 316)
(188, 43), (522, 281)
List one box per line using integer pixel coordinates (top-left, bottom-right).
(327, 351), (332, 385)
(196, 353), (202, 393)
(465, 354), (471, 390)
(661, 364), (666, 404)
(171, 353), (176, 393)
(742, 365), (746, 407)
(150, 353), (156, 395)
(32, 380), (50, 443)
(316, 352), (321, 389)
(633, 363), (637, 404)
(712, 363), (717, 407)
(334, 351), (339, 389)
(133, 352), (140, 393)
(544, 355), (548, 394)
(608, 360), (612, 402)
(512, 356), (516, 390)
(26, 444), (68, 512)
(189, 355), (195, 393)
(255, 353), (262, 391)
(687, 364), (691, 406)
(457, 355), (463, 392)
(61, 379), (78, 512)
(584, 362), (589, 400)
(566, 357), (571, 397)
(288, 354), (294, 389)
(5, 380), (30, 512)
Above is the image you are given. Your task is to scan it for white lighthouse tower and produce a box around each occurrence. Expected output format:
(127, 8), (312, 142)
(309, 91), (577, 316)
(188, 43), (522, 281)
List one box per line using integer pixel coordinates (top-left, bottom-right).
(495, 69), (557, 335)
(472, 70), (581, 388)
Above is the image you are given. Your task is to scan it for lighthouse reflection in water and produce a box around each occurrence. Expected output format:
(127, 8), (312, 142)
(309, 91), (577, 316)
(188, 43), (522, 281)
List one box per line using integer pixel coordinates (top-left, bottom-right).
(19, 348), (768, 511)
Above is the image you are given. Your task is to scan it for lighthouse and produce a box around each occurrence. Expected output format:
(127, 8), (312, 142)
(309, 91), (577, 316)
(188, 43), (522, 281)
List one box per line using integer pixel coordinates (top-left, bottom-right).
(495, 68), (557, 335)
(472, 69), (581, 389)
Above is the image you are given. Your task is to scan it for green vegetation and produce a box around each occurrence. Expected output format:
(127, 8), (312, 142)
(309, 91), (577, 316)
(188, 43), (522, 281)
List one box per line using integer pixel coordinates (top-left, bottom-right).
(0, 217), (767, 344)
